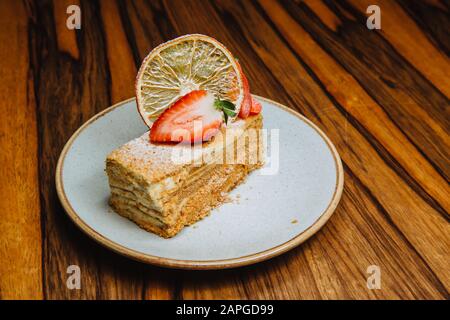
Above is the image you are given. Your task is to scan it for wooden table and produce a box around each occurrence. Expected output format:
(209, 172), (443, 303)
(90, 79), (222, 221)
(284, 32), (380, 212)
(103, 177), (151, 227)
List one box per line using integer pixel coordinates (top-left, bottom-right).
(0, 0), (448, 300)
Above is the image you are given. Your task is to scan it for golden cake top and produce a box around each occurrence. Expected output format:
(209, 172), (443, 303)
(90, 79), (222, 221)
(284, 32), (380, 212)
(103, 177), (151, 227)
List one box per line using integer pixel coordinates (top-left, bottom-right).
(107, 115), (260, 183)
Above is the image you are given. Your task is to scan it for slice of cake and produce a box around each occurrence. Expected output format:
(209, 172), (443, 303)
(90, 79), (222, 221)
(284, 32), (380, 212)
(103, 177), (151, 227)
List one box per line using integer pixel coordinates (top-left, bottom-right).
(106, 112), (263, 238)
(106, 34), (264, 238)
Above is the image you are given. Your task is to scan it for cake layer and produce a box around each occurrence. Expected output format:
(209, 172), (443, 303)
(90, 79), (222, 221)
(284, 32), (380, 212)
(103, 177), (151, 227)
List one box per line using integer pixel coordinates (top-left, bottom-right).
(106, 114), (263, 183)
(107, 133), (262, 225)
(106, 114), (264, 238)
(106, 114), (263, 213)
(110, 162), (262, 238)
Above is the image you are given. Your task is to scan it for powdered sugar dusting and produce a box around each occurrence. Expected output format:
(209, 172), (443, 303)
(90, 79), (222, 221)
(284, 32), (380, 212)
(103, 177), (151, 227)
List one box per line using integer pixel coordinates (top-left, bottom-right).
(107, 117), (253, 183)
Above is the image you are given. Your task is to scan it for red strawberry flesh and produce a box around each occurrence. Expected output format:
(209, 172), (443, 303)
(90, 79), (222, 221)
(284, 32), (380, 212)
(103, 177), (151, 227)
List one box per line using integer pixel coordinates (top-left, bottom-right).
(236, 62), (251, 119)
(150, 90), (223, 143)
(250, 96), (262, 115)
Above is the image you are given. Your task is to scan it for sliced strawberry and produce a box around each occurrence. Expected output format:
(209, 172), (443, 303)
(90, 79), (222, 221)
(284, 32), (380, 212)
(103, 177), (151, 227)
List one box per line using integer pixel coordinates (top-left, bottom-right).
(250, 96), (262, 115)
(236, 62), (251, 119)
(150, 90), (223, 143)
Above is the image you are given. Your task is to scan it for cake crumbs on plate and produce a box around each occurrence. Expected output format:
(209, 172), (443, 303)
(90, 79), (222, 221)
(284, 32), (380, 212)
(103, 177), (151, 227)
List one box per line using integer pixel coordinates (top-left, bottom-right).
(291, 219), (298, 224)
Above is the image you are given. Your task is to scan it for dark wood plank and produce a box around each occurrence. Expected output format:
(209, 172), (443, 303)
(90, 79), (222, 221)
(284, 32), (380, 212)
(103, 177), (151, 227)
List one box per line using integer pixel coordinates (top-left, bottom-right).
(0, 0), (43, 300)
(278, 0), (450, 182)
(117, 0), (178, 66)
(398, 0), (450, 56)
(348, 0), (450, 98)
(100, 0), (136, 103)
(27, 0), (148, 299)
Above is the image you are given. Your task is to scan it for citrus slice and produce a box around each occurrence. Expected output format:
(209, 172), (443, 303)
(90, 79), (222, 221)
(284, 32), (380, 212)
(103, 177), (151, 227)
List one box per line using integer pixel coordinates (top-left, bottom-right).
(136, 34), (244, 127)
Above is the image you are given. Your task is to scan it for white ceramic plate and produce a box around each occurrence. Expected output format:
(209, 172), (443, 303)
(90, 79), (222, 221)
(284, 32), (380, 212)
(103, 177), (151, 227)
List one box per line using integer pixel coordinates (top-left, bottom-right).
(56, 96), (343, 269)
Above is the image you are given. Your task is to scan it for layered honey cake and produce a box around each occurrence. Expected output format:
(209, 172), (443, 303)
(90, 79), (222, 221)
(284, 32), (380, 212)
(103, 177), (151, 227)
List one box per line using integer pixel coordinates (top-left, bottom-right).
(106, 113), (263, 238)
(106, 34), (264, 238)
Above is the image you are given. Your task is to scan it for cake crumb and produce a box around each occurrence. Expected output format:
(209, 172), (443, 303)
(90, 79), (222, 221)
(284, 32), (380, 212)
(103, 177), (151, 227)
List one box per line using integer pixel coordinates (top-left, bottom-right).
(291, 219), (298, 224)
(221, 194), (233, 204)
(230, 194), (241, 204)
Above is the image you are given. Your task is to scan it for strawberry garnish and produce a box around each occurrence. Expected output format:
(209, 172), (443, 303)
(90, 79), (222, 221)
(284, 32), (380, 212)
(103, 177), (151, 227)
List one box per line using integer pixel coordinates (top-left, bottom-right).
(250, 96), (262, 115)
(150, 90), (236, 144)
(236, 62), (251, 119)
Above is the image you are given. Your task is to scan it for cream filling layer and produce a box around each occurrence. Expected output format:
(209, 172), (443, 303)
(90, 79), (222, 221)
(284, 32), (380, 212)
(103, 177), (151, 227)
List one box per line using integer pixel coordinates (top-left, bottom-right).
(140, 120), (263, 210)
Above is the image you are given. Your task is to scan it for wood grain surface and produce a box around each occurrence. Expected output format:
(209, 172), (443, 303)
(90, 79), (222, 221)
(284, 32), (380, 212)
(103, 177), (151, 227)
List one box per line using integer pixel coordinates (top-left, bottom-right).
(0, 0), (448, 300)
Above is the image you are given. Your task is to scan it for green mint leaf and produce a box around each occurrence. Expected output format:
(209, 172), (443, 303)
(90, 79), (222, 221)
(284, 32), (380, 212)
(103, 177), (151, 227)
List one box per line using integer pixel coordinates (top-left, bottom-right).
(214, 99), (235, 111)
(223, 108), (236, 117)
(214, 99), (236, 125)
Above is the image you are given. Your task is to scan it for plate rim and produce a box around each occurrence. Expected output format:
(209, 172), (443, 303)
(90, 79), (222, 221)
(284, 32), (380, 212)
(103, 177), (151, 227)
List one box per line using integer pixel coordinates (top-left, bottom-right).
(55, 95), (344, 270)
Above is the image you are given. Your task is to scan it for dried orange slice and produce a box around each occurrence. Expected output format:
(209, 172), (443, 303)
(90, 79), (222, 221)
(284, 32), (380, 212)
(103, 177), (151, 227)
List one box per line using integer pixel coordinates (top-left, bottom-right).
(135, 34), (244, 127)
